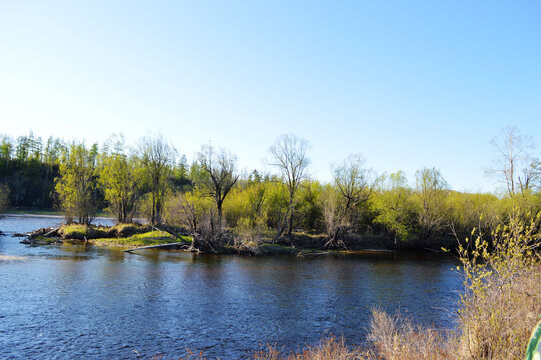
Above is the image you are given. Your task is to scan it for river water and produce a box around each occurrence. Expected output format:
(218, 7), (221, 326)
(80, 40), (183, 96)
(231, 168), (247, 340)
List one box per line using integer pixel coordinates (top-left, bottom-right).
(0, 215), (462, 359)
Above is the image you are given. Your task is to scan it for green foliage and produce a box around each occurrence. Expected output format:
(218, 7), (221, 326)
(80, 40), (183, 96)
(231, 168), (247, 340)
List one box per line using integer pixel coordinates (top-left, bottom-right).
(456, 209), (541, 359)
(60, 224), (92, 239)
(262, 181), (289, 235)
(370, 171), (416, 241)
(55, 142), (98, 224)
(443, 191), (499, 239)
(224, 179), (272, 247)
(2, 129), (541, 253)
(91, 230), (187, 248)
(195, 143), (238, 229)
(136, 134), (176, 225)
(97, 136), (143, 223)
(0, 133), (64, 209)
(296, 180), (324, 232)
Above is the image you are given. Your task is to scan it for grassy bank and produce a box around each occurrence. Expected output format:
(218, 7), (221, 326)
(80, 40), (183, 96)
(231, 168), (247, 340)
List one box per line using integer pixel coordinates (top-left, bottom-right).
(48, 224), (392, 254)
(53, 223), (192, 249)
(91, 230), (191, 248)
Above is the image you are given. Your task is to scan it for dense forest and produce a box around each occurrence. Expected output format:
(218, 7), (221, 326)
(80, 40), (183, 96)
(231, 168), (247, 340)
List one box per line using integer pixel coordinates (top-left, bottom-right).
(1, 128), (540, 250)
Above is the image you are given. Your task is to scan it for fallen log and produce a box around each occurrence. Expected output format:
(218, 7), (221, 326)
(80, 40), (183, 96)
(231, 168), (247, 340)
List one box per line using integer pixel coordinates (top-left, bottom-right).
(44, 227), (59, 237)
(123, 242), (190, 253)
(297, 251), (332, 257)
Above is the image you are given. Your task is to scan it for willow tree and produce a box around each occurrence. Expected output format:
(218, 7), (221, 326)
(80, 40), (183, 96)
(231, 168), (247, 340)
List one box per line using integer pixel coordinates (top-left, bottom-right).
(137, 134), (176, 226)
(55, 142), (98, 224)
(269, 134), (310, 241)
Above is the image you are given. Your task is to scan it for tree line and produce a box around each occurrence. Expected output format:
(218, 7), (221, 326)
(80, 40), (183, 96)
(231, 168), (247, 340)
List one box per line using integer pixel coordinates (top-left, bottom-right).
(0, 128), (539, 250)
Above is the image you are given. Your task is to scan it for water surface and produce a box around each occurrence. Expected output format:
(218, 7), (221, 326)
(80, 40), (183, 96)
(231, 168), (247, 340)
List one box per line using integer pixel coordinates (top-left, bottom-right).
(0, 215), (461, 359)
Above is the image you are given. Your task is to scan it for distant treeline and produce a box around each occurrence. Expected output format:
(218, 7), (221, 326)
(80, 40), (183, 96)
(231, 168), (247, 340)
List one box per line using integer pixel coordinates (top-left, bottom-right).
(0, 129), (539, 250)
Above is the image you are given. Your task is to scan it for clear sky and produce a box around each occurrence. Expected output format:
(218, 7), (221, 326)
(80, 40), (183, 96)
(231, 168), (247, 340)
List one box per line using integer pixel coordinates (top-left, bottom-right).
(1, 1), (540, 192)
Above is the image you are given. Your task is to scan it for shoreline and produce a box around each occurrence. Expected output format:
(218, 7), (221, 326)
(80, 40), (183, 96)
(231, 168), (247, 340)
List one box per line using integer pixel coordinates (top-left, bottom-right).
(2, 213), (115, 221)
(17, 223), (445, 257)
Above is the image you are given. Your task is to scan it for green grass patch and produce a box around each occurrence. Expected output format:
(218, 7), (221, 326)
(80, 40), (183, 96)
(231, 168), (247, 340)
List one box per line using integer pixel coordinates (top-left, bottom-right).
(60, 224), (92, 239)
(91, 230), (191, 249)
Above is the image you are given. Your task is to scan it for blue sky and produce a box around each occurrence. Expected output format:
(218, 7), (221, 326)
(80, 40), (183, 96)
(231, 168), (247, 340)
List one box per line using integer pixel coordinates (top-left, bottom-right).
(1, 1), (540, 192)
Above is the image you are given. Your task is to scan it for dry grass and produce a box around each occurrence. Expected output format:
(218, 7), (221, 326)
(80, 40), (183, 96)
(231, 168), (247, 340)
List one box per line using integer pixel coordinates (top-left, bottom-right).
(152, 348), (207, 359)
(457, 267), (541, 360)
(367, 308), (454, 360)
(253, 336), (367, 360)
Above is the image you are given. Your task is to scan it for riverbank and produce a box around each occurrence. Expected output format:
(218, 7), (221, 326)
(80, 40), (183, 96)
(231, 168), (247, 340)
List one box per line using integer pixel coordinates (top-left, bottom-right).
(20, 223), (402, 257)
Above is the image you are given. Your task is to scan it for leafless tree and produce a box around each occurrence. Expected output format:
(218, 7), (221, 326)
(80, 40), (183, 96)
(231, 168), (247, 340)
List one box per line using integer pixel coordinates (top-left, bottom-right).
(137, 134), (176, 226)
(196, 143), (239, 231)
(415, 167), (448, 241)
(326, 153), (374, 247)
(487, 126), (538, 196)
(268, 134), (310, 241)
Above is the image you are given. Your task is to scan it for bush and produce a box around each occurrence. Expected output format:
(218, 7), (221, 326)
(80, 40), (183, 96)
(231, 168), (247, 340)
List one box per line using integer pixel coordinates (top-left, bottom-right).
(455, 210), (541, 359)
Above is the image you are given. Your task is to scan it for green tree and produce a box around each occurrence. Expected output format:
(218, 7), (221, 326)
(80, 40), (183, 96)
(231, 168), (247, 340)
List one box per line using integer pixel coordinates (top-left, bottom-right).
(55, 143), (98, 224)
(296, 179), (324, 232)
(97, 135), (143, 223)
(370, 171), (416, 241)
(137, 134), (176, 226)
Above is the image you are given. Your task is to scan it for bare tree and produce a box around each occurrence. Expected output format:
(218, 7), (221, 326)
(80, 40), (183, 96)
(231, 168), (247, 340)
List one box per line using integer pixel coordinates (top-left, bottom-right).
(196, 143), (239, 231)
(487, 126), (538, 196)
(415, 167), (448, 241)
(137, 134), (176, 226)
(268, 134), (310, 241)
(166, 191), (219, 252)
(326, 153), (374, 247)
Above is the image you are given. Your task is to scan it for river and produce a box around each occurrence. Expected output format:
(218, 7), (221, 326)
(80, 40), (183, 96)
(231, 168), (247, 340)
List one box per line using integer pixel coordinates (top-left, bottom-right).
(0, 215), (462, 359)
